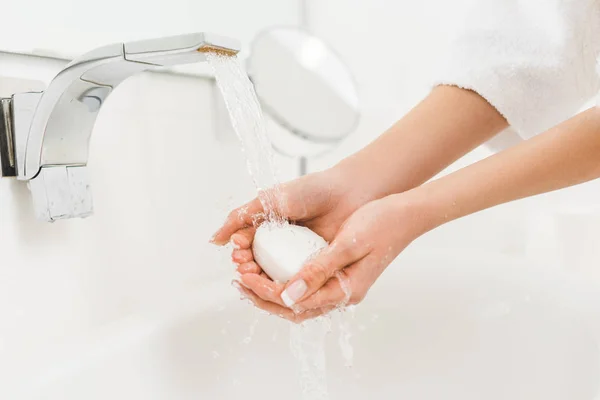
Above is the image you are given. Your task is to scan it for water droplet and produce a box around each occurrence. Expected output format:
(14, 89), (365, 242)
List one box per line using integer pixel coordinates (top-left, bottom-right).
(338, 316), (354, 368)
(334, 272), (352, 308)
(289, 320), (330, 399)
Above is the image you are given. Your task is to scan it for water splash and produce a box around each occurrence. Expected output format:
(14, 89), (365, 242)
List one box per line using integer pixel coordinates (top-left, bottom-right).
(334, 271), (352, 308)
(337, 308), (355, 368)
(207, 51), (357, 399)
(333, 272), (355, 368)
(290, 319), (331, 400)
(207, 52), (284, 223)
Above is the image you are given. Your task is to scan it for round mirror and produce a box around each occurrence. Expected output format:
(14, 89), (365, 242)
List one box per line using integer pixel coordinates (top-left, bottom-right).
(248, 27), (360, 157)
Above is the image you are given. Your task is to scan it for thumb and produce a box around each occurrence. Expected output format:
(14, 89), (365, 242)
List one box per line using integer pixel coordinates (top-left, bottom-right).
(211, 198), (264, 245)
(280, 235), (364, 308)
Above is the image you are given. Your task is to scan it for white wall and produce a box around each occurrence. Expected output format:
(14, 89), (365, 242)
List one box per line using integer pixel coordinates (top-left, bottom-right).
(0, 0), (299, 59)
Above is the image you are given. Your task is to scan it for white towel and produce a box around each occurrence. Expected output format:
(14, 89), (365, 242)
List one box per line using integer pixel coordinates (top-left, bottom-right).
(435, 0), (600, 151)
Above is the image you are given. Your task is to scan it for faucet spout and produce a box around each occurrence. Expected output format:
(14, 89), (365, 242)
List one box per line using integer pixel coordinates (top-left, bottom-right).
(21, 32), (240, 180)
(4, 32), (240, 221)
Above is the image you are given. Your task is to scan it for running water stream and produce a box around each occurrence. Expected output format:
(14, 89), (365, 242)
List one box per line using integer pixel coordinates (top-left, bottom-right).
(208, 52), (353, 399)
(206, 52), (284, 223)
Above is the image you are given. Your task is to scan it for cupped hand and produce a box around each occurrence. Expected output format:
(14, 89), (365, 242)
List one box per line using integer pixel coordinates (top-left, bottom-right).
(215, 182), (431, 321)
(211, 169), (377, 318)
(277, 194), (430, 315)
(211, 168), (369, 249)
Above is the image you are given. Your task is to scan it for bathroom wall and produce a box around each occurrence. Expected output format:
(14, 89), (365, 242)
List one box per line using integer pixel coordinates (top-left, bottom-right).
(305, 0), (600, 281)
(0, 0), (299, 58)
(3, 0), (600, 394)
(0, 3), (301, 393)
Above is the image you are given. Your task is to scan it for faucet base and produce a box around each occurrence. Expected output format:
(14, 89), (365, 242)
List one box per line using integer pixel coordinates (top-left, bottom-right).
(1, 93), (93, 222)
(0, 92), (45, 179)
(0, 98), (15, 177)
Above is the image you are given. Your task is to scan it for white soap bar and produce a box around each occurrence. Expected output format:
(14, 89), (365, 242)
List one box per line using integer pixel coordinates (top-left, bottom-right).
(252, 223), (328, 283)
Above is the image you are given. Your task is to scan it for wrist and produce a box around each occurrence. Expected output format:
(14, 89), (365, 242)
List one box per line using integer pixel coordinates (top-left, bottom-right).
(326, 160), (381, 206)
(389, 186), (447, 237)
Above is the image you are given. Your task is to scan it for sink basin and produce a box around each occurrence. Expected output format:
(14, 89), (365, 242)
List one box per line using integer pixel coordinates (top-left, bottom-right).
(10, 252), (600, 400)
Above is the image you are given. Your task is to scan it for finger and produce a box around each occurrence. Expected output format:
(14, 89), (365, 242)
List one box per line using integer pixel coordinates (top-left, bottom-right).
(236, 262), (262, 275)
(234, 281), (290, 316)
(232, 249), (253, 264)
(295, 276), (347, 311)
(236, 282), (335, 323)
(241, 273), (287, 307)
(292, 306), (336, 323)
(211, 198), (264, 245)
(230, 227), (256, 249)
(280, 237), (366, 307)
(296, 256), (373, 311)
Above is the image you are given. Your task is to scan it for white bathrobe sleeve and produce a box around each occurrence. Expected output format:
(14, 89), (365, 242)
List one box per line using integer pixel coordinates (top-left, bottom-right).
(435, 0), (600, 151)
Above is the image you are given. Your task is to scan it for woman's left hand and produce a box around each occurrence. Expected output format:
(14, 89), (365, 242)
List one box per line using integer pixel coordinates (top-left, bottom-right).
(235, 192), (432, 321)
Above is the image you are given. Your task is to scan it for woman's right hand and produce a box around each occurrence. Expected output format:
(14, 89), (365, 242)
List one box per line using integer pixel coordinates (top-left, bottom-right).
(210, 167), (374, 318)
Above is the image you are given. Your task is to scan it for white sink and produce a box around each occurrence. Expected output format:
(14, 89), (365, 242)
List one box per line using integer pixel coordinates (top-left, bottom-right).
(11, 252), (600, 400)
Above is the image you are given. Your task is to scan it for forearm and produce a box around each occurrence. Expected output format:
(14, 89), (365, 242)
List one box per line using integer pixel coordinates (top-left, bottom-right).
(413, 106), (600, 231)
(335, 85), (508, 200)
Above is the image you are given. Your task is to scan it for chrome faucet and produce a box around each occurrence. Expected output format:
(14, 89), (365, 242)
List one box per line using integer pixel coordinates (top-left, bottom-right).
(0, 33), (240, 221)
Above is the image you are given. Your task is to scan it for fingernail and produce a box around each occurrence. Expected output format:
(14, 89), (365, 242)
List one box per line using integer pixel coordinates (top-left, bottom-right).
(281, 279), (307, 307)
(291, 304), (304, 315)
(209, 231), (221, 245)
(238, 278), (250, 288)
(232, 233), (250, 249)
(230, 237), (241, 250)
